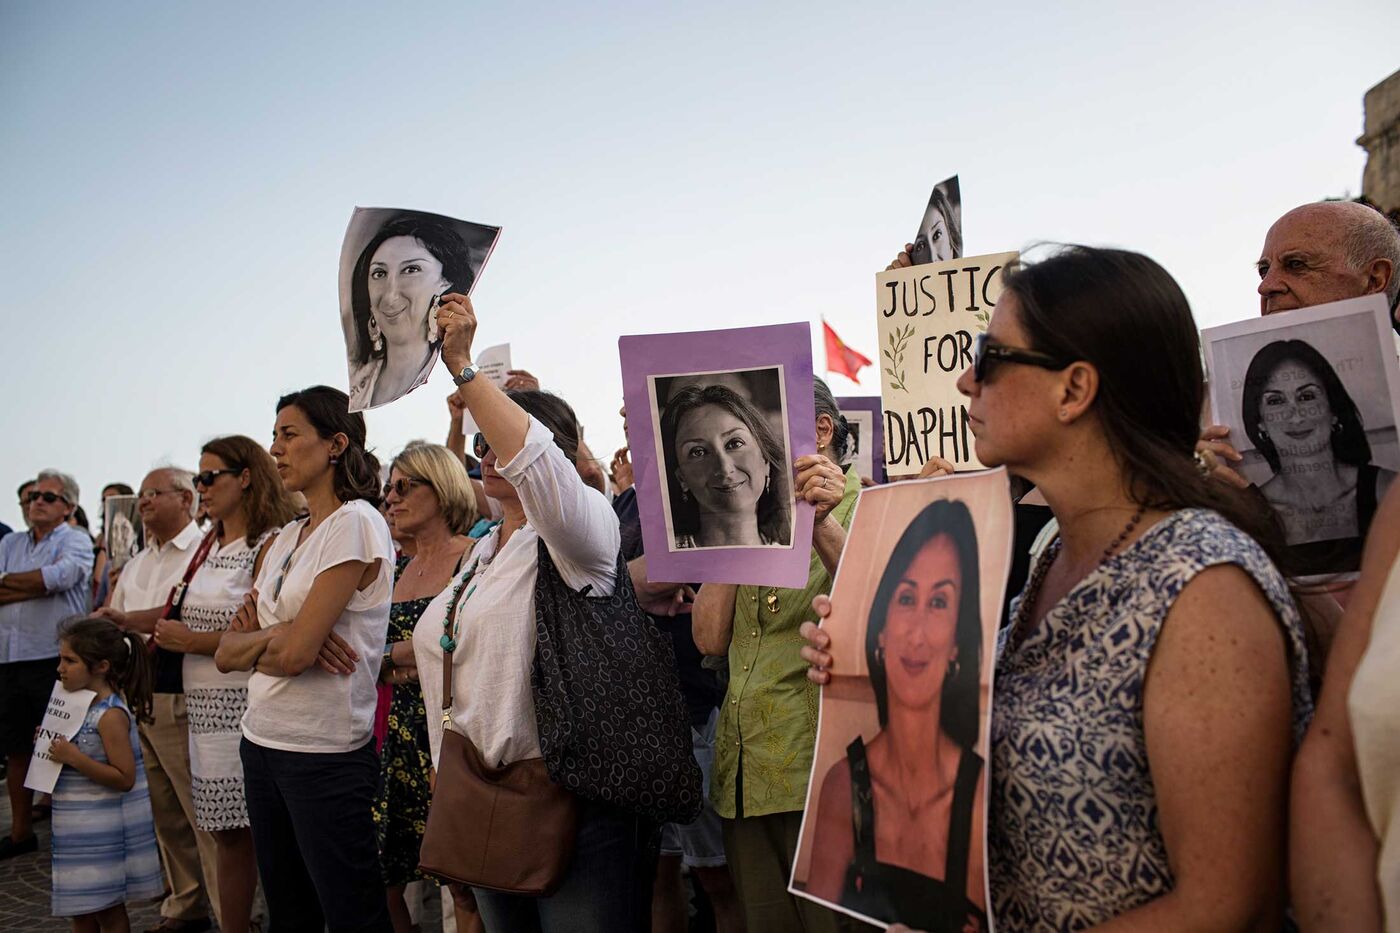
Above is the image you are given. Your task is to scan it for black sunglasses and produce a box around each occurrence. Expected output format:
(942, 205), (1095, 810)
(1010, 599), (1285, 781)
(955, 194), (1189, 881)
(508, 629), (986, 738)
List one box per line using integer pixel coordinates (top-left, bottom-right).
(25, 490), (69, 505)
(194, 468), (241, 488)
(972, 332), (1070, 382)
(383, 477), (430, 499)
(472, 433), (491, 460)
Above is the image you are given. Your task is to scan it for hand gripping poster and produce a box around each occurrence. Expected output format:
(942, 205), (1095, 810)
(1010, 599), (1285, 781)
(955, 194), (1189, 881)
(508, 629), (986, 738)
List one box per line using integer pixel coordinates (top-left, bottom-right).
(340, 207), (502, 412)
(1201, 293), (1400, 576)
(619, 322), (817, 589)
(790, 470), (1012, 931)
(877, 251), (1018, 476)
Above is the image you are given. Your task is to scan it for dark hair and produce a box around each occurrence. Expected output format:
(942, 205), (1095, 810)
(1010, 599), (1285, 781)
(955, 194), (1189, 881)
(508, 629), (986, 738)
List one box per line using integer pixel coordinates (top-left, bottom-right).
(349, 214), (477, 366)
(813, 377), (851, 463)
(1003, 245), (1288, 567)
(201, 435), (300, 546)
(506, 389), (581, 464)
(59, 617), (153, 725)
(659, 384), (791, 546)
(274, 386), (382, 506)
(912, 185), (963, 263)
(17, 479), (35, 499)
(866, 500), (982, 748)
(102, 483), (134, 497)
(71, 506), (90, 531)
(1241, 340), (1370, 473)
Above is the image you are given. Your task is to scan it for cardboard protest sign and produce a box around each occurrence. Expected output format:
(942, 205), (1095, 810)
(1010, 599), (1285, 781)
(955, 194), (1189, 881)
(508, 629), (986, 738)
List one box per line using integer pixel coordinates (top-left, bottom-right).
(461, 343), (513, 436)
(340, 207), (502, 412)
(1202, 294), (1400, 576)
(24, 684), (97, 794)
(836, 396), (886, 484)
(790, 469), (1011, 931)
(104, 495), (143, 572)
(877, 251), (1018, 476)
(619, 323), (817, 588)
(910, 175), (963, 265)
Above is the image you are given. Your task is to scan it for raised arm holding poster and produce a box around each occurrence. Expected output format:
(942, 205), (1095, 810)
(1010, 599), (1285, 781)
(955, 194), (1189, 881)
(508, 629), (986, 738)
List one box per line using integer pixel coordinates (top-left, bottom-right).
(878, 251), (1018, 476)
(340, 206), (502, 412)
(619, 322), (817, 589)
(1201, 293), (1400, 576)
(789, 469), (1011, 932)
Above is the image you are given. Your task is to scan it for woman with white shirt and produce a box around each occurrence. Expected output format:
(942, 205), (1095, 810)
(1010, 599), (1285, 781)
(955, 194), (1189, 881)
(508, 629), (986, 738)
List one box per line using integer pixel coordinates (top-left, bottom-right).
(413, 293), (649, 933)
(215, 385), (394, 933)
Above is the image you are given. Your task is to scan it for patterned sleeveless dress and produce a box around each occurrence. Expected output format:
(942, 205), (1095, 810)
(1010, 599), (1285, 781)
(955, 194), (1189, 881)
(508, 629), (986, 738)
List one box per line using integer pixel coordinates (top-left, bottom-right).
(989, 509), (1312, 930)
(51, 693), (164, 917)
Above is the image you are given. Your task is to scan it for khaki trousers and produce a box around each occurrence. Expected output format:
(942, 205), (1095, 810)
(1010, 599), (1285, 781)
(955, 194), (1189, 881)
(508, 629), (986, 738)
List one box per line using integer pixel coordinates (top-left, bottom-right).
(139, 693), (221, 922)
(722, 811), (869, 932)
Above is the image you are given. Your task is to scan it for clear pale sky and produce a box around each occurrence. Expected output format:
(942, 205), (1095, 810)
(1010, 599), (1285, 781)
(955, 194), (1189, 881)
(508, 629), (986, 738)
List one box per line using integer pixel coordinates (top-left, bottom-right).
(1, 0), (1396, 531)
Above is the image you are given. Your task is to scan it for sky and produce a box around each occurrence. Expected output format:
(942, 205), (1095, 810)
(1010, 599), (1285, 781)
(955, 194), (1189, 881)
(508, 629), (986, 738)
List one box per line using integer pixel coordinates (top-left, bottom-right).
(1, 0), (1397, 531)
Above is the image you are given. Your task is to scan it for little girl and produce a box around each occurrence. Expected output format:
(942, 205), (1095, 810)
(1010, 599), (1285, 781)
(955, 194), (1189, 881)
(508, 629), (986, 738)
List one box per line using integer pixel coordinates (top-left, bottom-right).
(47, 617), (164, 933)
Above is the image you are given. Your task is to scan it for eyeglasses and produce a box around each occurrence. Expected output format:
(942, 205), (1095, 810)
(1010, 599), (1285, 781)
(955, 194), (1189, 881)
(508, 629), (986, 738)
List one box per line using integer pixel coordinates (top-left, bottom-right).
(194, 468), (240, 488)
(383, 477), (430, 499)
(25, 491), (69, 505)
(972, 332), (1071, 383)
(472, 433), (491, 460)
(137, 488), (182, 501)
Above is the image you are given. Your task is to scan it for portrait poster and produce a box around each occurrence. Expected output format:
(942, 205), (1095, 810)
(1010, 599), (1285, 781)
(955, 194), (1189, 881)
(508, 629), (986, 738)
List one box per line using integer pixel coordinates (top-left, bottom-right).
(837, 396), (886, 484)
(910, 175), (963, 265)
(1202, 294), (1400, 576)
(877, 251), (1018, 476)
(339, 206), (502, 412)
(103, 494), (143, 572)
(619, 322), (817, 589)
(24, 684), (96, 794)
(790, 469), (1012, 931)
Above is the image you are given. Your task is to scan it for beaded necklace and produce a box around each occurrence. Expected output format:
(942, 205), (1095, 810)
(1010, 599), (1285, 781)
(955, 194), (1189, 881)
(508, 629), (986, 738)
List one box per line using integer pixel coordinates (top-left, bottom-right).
(438, 520), (508, 652)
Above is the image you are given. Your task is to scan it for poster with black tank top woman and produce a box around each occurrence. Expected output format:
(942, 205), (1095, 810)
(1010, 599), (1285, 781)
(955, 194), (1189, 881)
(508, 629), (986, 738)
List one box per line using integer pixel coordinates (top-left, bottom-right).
(790, 470), (1012, 931)
(1202, 293), (1400, 578)
(339, 207), (502, 412)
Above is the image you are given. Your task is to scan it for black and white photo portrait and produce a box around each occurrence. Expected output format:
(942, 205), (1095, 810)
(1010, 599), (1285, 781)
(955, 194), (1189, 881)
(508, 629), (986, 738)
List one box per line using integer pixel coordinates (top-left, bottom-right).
(649, 367), (794, 551)
(1204, 295), (1400, 574)
(103, 494), (143, 572)
(339, 207), (501, 412)
(910, 175), (963, 265)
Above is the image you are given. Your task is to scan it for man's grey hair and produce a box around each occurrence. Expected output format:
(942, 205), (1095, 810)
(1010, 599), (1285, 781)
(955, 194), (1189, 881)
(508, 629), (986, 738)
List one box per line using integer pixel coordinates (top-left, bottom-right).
(35, 469), (80, 506)
(151, 466), (199, 519)
(1341, 206), (1400, 306)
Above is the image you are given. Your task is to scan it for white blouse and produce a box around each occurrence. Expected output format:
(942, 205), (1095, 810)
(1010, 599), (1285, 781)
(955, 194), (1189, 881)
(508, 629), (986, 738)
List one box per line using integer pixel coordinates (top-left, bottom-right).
(181, 531), (271, 694)
(1350, 553), (1400, 930)
(413, 417), (620, 768)
(242, 499), (394, 753)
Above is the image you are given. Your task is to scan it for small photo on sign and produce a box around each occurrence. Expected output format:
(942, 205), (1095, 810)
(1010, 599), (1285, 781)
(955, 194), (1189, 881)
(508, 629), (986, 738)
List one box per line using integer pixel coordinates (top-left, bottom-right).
(103, 495), (143, 572)
(649, 367), (794, 551)
(837, 396), (885, 485)
(340, 207), (502, 412)
(1202, 294), (1400, 575)
(910, 175), (962, 265)
(789, 470), (1012, 932)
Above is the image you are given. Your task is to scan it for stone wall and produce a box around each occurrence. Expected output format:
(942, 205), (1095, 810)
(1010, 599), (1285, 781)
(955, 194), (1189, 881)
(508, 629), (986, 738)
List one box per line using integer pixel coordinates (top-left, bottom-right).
(1359, 69), (1400, 215)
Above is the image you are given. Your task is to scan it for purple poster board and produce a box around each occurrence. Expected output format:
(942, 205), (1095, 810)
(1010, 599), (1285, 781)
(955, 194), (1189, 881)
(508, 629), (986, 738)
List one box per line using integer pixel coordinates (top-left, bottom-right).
(835, 396), (886, 485)
(620, 322), (817, 588)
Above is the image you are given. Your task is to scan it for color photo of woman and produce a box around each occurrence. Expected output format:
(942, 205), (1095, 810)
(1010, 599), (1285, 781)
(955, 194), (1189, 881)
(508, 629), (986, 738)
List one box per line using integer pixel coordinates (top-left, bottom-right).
(789, 471), (1011, 931)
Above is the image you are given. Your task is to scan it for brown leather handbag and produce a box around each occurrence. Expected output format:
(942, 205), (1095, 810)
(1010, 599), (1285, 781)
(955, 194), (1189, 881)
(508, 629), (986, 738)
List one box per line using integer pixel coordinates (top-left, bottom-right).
(417, 570), (579, 895)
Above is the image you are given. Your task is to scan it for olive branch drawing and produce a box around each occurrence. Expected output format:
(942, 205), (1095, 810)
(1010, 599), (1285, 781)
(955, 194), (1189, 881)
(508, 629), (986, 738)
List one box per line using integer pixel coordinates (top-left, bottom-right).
(883, 324), (916, 394)
(974, 308), (991, 330)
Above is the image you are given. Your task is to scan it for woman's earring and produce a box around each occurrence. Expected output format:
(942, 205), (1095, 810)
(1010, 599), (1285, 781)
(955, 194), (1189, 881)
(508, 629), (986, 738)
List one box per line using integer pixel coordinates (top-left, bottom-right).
(1332, 417), (1342, 433)
(874, 646), (885, 666)
(947, 653), (962, 681)
(426, 294), (442, 344)
(368, 315), (385, 355)
(680, 488), (689, 503)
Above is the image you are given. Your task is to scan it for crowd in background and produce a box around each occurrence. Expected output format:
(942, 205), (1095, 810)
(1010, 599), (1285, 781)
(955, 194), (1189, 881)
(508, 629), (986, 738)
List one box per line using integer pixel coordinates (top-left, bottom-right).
(0, 197), (1397, 933)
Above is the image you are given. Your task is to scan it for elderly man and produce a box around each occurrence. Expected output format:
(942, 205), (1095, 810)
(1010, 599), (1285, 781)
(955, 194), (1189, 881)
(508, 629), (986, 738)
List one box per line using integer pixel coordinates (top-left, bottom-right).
(97, 468), (218, 933)
(0, 469), (93, 858)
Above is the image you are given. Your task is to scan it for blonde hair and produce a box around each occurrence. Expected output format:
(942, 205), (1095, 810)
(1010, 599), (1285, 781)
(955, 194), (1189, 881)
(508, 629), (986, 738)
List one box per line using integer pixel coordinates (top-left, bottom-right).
(391, 443), (478, 535)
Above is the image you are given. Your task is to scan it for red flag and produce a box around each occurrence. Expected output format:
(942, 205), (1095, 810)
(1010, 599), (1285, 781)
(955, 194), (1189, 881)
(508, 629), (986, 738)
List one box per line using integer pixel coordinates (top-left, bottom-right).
(823, 320), (873, 384)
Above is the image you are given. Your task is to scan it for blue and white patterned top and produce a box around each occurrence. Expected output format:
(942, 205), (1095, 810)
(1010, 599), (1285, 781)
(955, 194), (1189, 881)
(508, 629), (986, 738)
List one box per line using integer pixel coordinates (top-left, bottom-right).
(989, 508), (1312, 930)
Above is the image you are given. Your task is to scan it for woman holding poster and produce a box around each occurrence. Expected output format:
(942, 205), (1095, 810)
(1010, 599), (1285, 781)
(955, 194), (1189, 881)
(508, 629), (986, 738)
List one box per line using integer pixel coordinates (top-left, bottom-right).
(804, 500), (986, 932)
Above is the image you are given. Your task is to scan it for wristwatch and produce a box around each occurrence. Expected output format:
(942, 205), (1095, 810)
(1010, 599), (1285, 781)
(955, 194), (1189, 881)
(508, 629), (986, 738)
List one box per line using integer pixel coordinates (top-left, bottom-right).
(382, 646), (396, 673)
(453, 363), (481, 387)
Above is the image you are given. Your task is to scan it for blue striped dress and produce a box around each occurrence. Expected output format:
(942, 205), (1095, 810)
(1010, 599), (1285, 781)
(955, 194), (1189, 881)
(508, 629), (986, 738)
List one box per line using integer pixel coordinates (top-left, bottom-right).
(51, 693), (164, 917)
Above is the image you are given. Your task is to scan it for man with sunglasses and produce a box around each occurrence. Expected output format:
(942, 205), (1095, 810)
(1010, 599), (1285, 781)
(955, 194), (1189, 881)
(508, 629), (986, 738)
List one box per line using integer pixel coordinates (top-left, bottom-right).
(0, 469), (93, 859)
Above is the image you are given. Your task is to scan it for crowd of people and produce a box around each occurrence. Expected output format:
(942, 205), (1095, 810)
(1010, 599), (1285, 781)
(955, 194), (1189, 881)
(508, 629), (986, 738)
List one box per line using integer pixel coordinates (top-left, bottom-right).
(0, 197), (1396, 933)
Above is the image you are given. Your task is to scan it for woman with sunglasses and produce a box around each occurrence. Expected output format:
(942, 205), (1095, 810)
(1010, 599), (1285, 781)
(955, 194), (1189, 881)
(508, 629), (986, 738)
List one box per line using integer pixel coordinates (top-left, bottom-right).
(215, 385), (395, 932)
(151, 436), (296, 933)
(375, 443), (478, 933)
(809, 246), (1313, 930)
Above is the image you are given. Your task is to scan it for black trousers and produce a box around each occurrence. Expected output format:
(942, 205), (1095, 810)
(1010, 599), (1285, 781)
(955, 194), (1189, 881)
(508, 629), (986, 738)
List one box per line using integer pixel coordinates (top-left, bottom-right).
(241, 738), (391, 933)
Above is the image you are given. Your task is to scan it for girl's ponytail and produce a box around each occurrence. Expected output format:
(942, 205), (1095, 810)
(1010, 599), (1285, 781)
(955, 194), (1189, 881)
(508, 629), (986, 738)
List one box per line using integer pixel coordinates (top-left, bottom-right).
(115, 631), (153, 725)
(59, 618), (154, 724)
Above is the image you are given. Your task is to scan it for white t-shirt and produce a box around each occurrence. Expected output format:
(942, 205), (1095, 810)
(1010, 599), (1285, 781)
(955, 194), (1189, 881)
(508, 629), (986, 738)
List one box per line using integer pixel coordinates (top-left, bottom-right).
(241, 499), (393, 753)
(413, 417), (620, 768)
